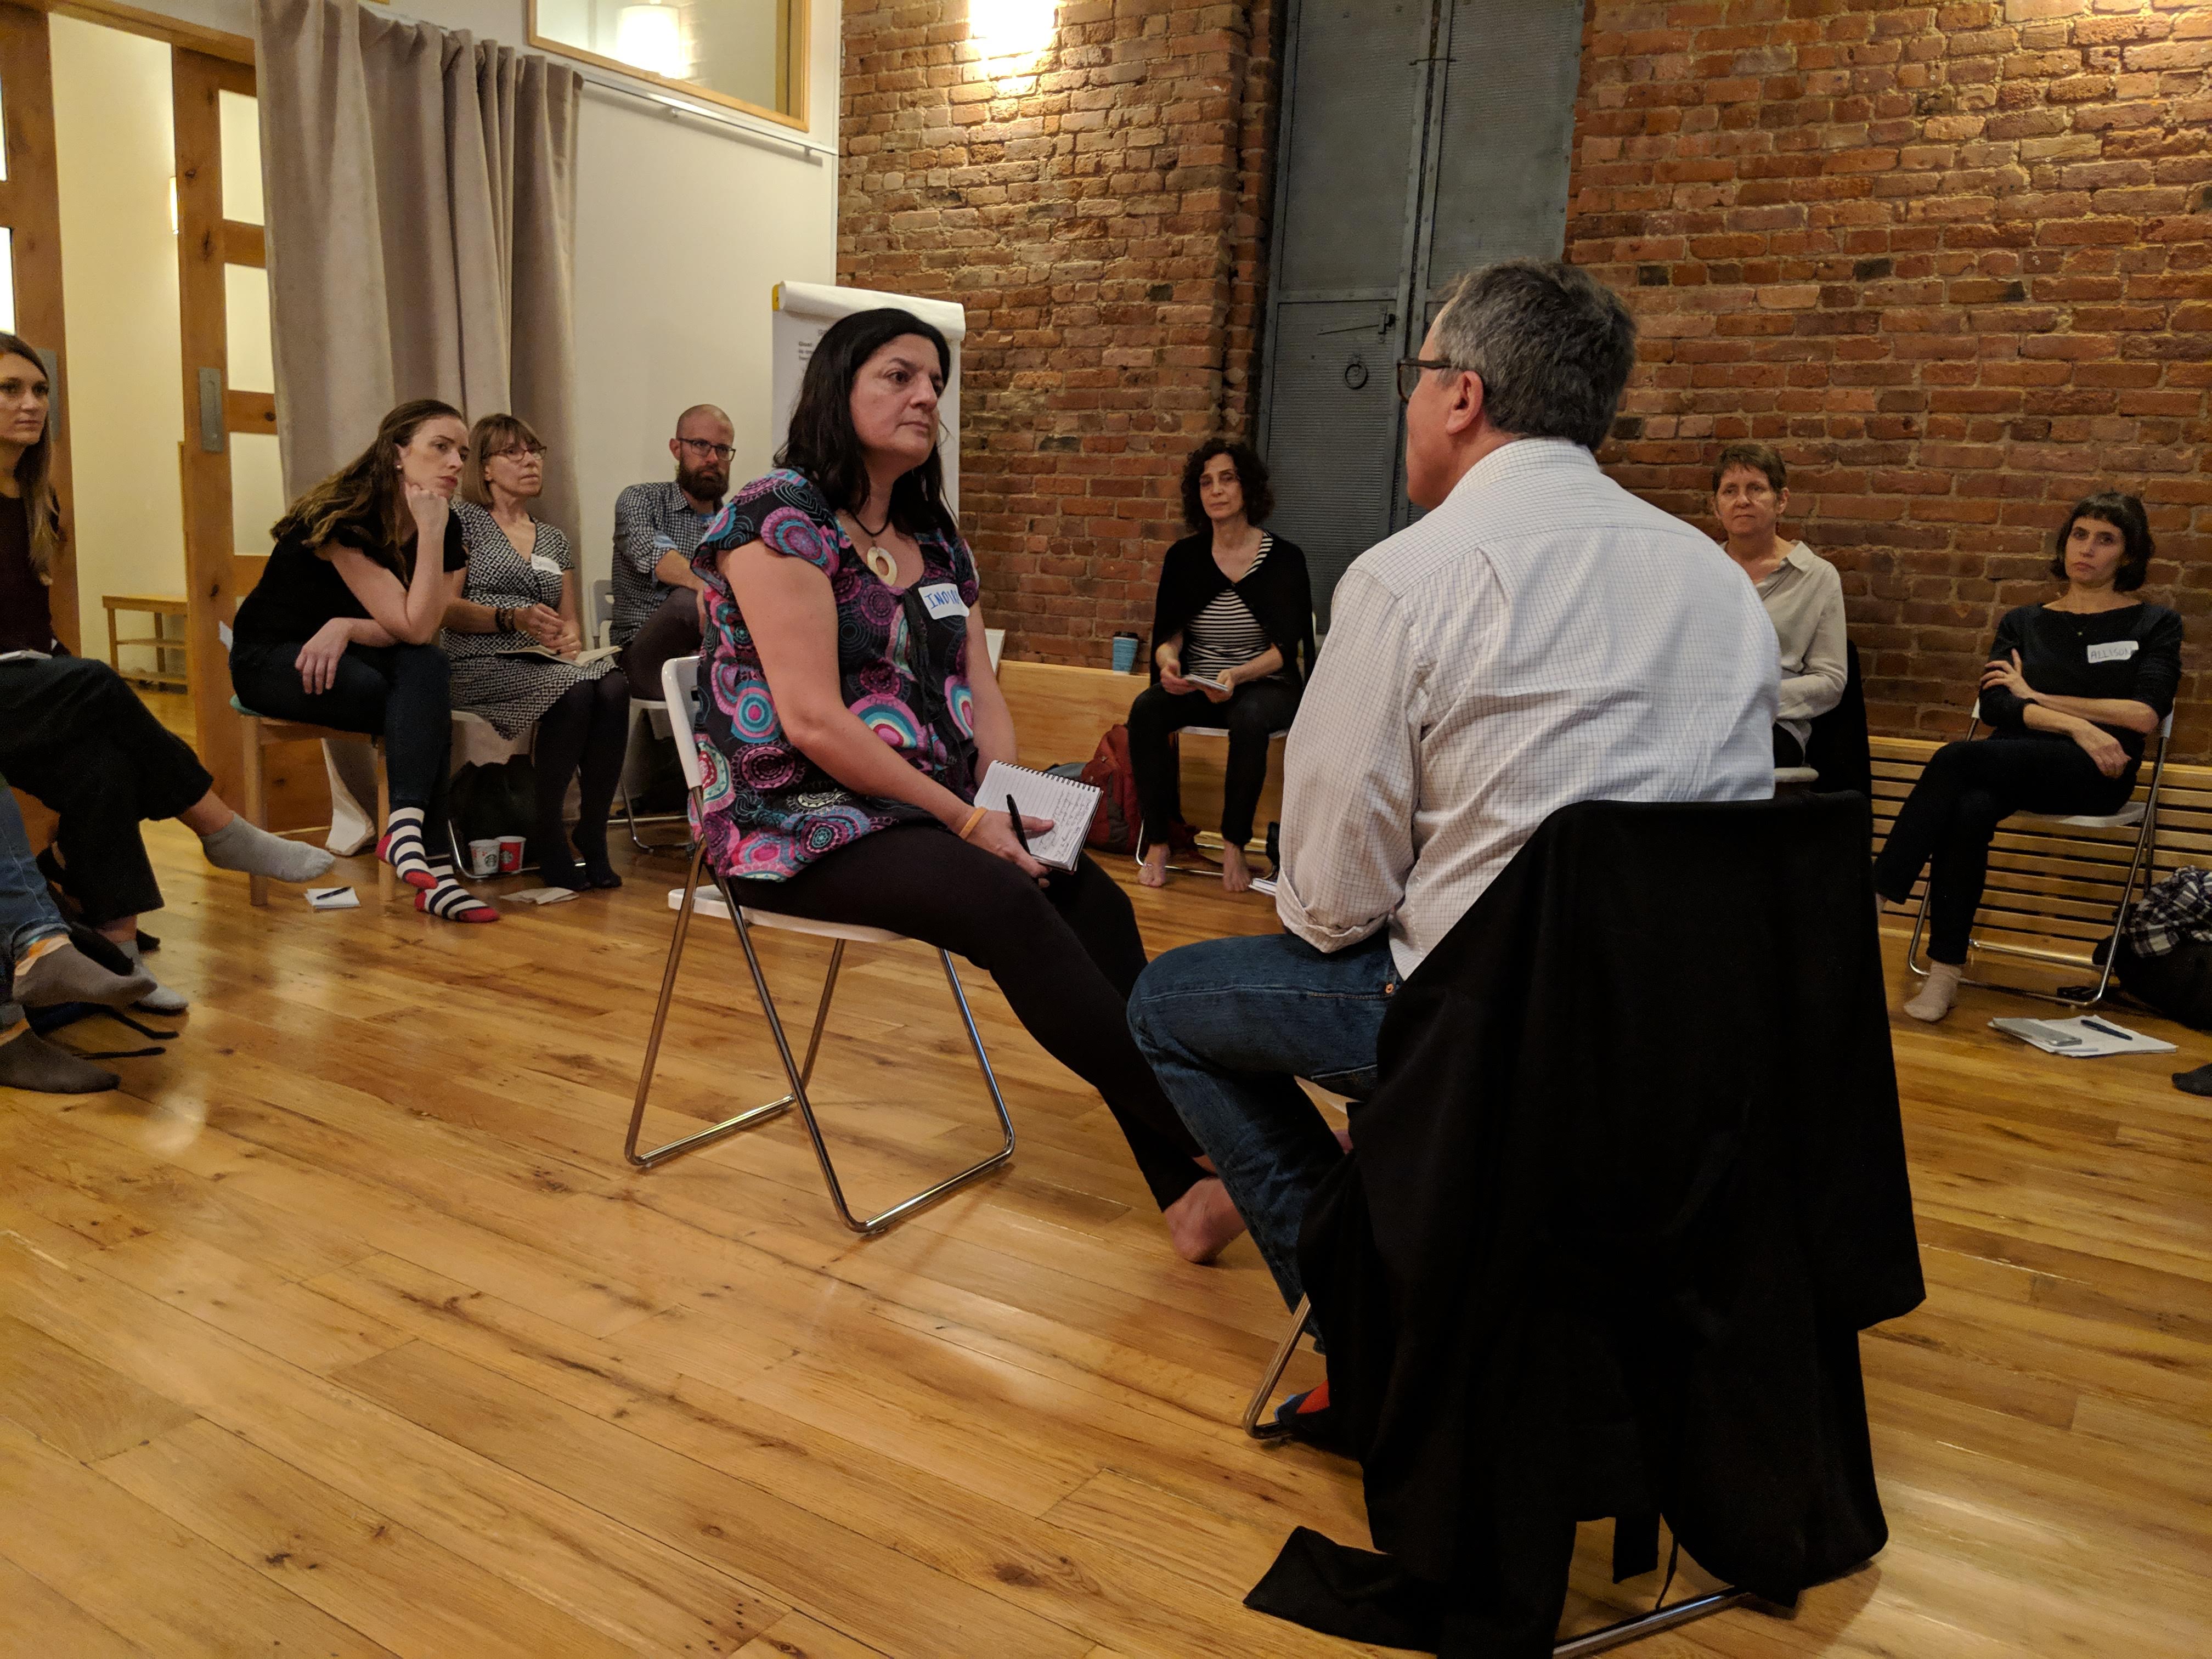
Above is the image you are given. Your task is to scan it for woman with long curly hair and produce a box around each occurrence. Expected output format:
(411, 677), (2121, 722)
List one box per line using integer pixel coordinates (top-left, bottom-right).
(1129, 438), (1313, 893)
(229, 398), (495, 923)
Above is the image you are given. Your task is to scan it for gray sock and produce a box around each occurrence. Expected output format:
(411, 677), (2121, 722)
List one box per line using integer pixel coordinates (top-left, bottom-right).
(14, 941), (159, 1009)
(200, 817), (337, 884)
(0, 1029), (119, 1093)
(122, 940), (189, 1014)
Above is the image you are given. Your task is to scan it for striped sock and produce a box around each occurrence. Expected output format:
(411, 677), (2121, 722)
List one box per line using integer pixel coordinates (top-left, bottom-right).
(377, 807), (437, 890)
(414, 878), (500, 924)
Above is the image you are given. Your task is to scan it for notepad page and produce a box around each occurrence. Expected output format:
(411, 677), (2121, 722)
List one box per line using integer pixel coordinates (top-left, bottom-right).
(976, 761), (1102, 870)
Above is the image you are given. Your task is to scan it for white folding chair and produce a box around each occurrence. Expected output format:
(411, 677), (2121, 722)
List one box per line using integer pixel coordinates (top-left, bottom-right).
(589, 578), (616, 648)
(625, 655), (1017, 1233)
(1905, 699), (2171, 1008)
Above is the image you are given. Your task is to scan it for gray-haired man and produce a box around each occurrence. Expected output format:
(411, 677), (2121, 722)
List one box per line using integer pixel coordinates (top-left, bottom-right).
(1127, 260), (1779, 1292)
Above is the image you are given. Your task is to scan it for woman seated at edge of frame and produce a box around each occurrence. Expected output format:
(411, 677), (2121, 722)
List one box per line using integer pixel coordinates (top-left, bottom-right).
(1872, 489), (2182, 1023)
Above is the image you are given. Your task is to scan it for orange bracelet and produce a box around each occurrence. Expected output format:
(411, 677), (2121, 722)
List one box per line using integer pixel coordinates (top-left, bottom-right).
(957, 805), (988, 842)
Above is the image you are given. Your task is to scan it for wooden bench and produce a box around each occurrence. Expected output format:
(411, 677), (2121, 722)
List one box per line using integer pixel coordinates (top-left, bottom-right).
(102, 593), (188, 690)
(1874, 735), (2212, 990)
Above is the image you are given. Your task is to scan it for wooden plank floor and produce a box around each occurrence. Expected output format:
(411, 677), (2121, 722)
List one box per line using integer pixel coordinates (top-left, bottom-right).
(3, 823), (2207, 1658)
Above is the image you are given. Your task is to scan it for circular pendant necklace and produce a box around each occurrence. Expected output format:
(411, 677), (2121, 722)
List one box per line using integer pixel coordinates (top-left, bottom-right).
(849, 509), (899, 583)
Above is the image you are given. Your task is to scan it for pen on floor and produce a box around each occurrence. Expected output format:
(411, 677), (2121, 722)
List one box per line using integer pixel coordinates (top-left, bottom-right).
(2078, 1018), (2132, 1041)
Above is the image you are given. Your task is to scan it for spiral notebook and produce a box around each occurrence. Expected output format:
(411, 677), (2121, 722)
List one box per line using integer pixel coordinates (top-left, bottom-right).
(977, 760), (1102, 871)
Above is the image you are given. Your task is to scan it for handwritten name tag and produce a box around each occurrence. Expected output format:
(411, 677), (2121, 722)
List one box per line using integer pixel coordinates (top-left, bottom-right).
(918, 582), (969, 622)
(2086, 640), (2138, 664)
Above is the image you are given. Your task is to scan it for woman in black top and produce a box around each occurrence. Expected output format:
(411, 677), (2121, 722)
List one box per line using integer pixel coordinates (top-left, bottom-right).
(1130, 439), (1313, 893)
(230, 399), (494, 924)
(0, 332), (334, 1012)
(1875, 491), (2183, 1022)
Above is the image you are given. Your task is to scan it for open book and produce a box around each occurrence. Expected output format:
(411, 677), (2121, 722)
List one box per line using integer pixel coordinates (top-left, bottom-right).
(976, 760), (1102, 871)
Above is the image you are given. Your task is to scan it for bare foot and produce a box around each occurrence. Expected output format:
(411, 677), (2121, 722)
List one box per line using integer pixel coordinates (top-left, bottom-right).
(1138, 847), (1169, 889)
(1221, 843), (1254, 894)
(1164, 1176), (1246, 1265)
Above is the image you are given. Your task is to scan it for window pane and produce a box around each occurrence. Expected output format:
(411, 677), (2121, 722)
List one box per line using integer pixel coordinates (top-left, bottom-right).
(218, 89), (262, 225)
(229, 431), (285, 558)
(0, 228), (16, 335)
(224, 263), (273, 393)
(534, 0), (793, 117)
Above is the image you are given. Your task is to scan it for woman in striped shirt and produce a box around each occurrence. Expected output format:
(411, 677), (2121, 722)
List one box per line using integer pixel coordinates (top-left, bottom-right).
(1130, 440), (1314, 892)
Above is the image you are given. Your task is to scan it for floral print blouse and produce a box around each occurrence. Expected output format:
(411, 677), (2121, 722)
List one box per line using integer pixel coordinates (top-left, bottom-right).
(687, 469), (981, 881)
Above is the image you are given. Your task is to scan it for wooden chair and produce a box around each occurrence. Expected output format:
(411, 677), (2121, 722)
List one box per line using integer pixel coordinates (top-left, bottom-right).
(231, 697), (391, 906)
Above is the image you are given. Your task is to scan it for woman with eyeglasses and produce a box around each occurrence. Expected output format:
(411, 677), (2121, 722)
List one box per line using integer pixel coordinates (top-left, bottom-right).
(1131, 438), (1313, 892)
(443, 414), (630, 889)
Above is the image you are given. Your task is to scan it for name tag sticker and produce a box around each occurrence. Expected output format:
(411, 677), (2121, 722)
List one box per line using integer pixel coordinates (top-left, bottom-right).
(918, 582), (969, 621)
(529, 553), (562, 577)
(2086, 640), (2138, 664)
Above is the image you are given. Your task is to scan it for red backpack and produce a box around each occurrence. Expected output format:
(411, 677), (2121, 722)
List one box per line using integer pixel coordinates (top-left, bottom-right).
(1079, 724), (1142, 853)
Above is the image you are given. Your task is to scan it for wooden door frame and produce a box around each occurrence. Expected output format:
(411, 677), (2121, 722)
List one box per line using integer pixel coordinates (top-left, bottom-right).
(173, 44), (267, 805)
(0, 3), (75, 650)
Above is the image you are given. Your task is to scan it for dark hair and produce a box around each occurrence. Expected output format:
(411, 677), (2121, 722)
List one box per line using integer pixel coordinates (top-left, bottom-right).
(2050, 490), (2154, 592)
(1179, 438), (1274, 532)
(1428, 259), (1638, 452)
(776, 308), (955, 537)
(272, 398), (466, 577)
(1712, 441), (1786, 494)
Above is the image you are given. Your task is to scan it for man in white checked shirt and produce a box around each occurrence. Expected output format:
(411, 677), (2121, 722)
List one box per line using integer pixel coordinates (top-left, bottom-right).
(1128, 261), (1778, 1301)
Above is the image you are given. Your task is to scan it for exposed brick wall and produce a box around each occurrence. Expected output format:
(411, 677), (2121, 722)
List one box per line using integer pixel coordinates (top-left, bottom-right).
(839, 0), (1282, 666)
(1572, 0), (2212, 757)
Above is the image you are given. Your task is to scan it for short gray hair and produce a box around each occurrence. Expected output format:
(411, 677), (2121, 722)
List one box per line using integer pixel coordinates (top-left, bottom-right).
(1427, 261), (1637, 452)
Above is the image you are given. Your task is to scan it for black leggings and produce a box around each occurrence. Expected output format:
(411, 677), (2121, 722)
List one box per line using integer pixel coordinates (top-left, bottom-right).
(1127, 679), (1300, 849)
(1873, 733), (2133, 964)
(230, 639), (453, 826)
(533, 673), (631, 859)
(0, 656), (215, 926)
(730, 822), (1206, 1210)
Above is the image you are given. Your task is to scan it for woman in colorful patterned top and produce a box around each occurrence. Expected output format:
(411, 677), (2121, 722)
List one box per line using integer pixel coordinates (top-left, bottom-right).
(690, 308), (1241, 1263)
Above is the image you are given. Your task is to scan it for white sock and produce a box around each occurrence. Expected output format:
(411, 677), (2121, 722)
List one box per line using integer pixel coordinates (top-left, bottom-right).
(201, 816), (337, 883)
(1904, 961), (1962, 1023)
(122, 939), (189, 1014)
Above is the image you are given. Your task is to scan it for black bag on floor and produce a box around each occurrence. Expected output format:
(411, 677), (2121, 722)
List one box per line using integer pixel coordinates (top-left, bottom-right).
(447, 756), (539, 864)
(2111, 938), (2212, 1031)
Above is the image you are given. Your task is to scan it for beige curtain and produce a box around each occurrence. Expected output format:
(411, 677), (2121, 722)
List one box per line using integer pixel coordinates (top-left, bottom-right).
(255, 0), (580, 535)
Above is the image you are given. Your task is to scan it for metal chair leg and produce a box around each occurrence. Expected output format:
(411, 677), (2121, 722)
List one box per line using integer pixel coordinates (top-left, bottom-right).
(1242, 1294), (1312, 1439)
(1552, 1589), (1754, 1657)
(727, 890), (1015, 1234)
(624, 837), (809, 1168)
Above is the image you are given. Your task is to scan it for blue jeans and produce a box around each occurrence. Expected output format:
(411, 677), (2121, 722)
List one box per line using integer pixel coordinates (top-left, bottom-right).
(1128, 929), (1397, 1308)
(2, 780), (68, 1032)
